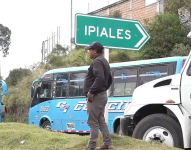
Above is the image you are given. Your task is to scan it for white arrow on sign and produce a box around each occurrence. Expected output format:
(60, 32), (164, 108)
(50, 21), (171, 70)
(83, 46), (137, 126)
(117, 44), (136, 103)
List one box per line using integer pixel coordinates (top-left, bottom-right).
(134, 24), (147, 48)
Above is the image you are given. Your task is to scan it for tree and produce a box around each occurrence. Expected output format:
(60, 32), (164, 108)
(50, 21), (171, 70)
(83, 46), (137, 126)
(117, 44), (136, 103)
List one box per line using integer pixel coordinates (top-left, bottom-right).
(6, 68), (31, 86)
(170, 43), (190, 56)
(139, 0), (191, 59)
(0, 24), (11, 57)
(109, 10), (122, 18)
(185, 0), (191, 12)
(164, 0), (191, 14)
(51, 44), (69, 56)
(140, 12), (191, 59)
(45, 44), (69, 69)
(67, 48), (92, 67)
(164, 0), (185, 14)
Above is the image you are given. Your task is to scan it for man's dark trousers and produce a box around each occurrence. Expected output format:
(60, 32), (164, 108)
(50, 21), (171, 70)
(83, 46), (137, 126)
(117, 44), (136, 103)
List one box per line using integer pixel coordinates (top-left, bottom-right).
(87, 91), (112, 149)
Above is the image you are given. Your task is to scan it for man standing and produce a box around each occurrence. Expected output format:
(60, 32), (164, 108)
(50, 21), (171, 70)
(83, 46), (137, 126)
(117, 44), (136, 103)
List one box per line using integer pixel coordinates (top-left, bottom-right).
(83, 42), (113, 150)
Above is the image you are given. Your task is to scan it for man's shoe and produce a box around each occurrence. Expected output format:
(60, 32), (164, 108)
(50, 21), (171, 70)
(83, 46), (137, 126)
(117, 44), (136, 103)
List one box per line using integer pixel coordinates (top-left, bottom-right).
(96, 145), (114, 149)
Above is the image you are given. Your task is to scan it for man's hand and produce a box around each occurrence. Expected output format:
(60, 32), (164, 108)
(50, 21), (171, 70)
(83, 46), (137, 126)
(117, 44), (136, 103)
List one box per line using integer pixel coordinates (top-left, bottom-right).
(88, 93), (94, 102)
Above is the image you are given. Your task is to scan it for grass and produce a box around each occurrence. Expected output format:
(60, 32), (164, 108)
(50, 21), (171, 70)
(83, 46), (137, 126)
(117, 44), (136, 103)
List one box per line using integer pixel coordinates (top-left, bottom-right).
(0, 123), (182, 150)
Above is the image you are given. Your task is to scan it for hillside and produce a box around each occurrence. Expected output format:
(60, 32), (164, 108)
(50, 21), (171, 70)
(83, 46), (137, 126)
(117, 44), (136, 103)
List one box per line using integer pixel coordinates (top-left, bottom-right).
(0, 123), (181, 150)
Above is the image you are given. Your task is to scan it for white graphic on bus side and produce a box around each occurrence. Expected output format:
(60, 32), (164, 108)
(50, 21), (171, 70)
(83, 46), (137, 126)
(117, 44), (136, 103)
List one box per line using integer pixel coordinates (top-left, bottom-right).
(74, 101), (131, 113)
(56, 102), (70, 113)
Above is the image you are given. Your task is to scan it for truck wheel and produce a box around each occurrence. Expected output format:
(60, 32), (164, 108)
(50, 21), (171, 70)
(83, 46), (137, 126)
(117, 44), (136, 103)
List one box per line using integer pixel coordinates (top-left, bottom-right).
(132, 114), (183, 148)
(41, 120), (52, 131)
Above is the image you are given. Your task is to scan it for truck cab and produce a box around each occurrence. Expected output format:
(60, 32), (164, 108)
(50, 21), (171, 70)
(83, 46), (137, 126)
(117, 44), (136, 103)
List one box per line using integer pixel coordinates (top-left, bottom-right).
(120, 31), (191, 149)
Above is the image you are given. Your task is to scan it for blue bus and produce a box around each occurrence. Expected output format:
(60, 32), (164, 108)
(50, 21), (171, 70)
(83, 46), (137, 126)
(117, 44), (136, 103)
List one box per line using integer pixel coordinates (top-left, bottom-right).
(0, 80), (8, 123)
(29, 56), (186, 134)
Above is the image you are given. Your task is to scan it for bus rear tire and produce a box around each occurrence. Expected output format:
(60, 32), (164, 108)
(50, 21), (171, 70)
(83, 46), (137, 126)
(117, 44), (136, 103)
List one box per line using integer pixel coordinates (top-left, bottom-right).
(41, 120), (52, 131)
(132, 113), (183, 149)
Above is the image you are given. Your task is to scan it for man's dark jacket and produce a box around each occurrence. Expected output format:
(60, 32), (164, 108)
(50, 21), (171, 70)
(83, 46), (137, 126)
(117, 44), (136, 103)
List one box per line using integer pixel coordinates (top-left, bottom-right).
(83, 55), (113, 95)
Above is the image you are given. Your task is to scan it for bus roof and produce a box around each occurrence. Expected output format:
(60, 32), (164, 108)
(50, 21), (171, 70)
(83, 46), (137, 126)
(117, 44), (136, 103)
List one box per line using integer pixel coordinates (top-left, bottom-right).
(43, 56), (187, 75)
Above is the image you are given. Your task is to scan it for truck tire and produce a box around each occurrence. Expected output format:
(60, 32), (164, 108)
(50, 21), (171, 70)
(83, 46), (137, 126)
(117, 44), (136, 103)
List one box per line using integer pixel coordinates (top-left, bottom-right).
(41, 120), (52, 131)
(132, 113), (183, 149)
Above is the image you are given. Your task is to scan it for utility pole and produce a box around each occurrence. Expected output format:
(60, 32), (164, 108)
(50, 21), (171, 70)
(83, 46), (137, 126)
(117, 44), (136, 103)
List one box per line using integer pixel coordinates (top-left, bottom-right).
(47, 37), (49, 54)
(107, 0), (110, 15)
(104, 0), (110, 125)
(59, 26), (60, 44)
(52, 32), (54, 50)
(41, 41), (44, 63)
(88, 3), (89, 13)
(54, 32), (56, 47)
(57, 27), (59, 45)
(71, 0), (73, 51)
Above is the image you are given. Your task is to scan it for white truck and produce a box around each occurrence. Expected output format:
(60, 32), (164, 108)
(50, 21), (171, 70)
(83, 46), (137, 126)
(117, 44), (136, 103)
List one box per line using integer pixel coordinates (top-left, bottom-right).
(120, 31), (191, 149)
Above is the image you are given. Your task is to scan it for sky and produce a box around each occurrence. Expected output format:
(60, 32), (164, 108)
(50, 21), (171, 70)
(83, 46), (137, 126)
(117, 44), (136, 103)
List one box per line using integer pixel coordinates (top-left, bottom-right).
(0, 0), (120, 79)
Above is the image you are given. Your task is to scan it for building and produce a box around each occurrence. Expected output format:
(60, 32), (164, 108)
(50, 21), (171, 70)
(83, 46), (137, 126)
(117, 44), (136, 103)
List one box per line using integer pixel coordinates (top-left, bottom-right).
(88, 0), (165, 25)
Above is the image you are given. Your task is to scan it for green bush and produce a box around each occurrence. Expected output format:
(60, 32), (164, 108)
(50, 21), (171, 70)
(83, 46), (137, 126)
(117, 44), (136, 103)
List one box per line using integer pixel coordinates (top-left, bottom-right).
(3, 67), (47, 123)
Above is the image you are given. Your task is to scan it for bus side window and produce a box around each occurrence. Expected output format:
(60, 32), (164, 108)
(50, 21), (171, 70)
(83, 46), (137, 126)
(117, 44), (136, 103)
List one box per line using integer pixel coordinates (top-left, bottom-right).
(40, 82), (52, 98)
(139, 65), (168, 85)
(112, 68), (137, 96)
(69, 72), (86, 97)
(56, 74), (68, 98)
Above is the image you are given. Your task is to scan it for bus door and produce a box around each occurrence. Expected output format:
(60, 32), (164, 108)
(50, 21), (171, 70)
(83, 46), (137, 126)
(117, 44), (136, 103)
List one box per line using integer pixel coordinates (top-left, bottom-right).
(35, 74), (54, 125)
(52, 73), (69, 131)
(38, 81), (52, 119)
(29, 79), (41, 125)
(68, 72), (88, 132)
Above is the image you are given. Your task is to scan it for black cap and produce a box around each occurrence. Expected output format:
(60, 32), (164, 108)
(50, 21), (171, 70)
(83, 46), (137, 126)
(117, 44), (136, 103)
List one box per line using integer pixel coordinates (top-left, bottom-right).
(85, 42), (104, 52)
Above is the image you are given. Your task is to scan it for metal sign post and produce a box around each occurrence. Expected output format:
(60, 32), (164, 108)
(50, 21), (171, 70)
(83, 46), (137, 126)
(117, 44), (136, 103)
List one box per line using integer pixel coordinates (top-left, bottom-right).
(104, 48), (109, 125)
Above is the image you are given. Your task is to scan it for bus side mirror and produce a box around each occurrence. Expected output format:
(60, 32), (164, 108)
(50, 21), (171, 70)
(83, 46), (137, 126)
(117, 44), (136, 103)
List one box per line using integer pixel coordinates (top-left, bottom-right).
(187, 31), (191, 39)
(0, 80), (8, 95)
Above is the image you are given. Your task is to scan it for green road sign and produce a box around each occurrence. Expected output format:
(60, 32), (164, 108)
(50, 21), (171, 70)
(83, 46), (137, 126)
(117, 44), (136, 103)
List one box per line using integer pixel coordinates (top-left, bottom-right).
(75, 13), (150, 50)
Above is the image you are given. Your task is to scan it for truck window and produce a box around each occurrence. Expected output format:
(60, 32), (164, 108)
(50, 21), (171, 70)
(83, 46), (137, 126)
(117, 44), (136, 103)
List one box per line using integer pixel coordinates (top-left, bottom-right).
(113, 68), (137, 96)
(69, 72), (86, 97)
(56, 74), (68, 98)
(139, 65), (168, 85)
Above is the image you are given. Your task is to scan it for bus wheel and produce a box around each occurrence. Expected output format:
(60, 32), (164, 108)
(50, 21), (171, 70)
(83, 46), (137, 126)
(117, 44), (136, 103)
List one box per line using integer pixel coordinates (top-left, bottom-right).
(132, 114), (183, 149)
(41, 120), (52, 131)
